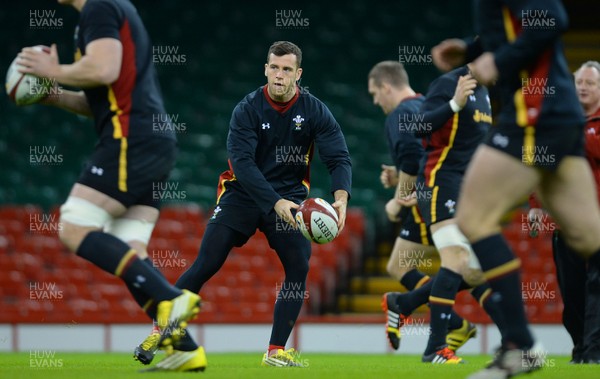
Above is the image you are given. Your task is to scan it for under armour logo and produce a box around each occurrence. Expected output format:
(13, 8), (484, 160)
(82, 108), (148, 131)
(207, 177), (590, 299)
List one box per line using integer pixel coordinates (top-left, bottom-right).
(262, 123), (270, 129)
(441, 313), (452, 320)
(91, 166), (104, 176)
(400, 229), (410, 237)
(133, 275), (145, 288)
(469, 94), (476, 102)
(492, 133), (509, 148)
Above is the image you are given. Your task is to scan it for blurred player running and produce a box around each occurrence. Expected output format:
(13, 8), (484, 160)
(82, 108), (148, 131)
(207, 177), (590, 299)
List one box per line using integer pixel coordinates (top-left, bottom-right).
(368, 61), (479, 353)
(16, 0), (204, 371)
(432, 0), (600, 377)
(133, 41), (352, 367)
(382, 63), (506, 364)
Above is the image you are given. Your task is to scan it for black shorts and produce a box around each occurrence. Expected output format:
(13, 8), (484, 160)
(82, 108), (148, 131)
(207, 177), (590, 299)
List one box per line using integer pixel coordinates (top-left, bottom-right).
(207, 203), (311, 251)
(207, 203), (261, 243)
(78, 136), (177, 209)
(398, 205), (433, 245)
(417, 172), (461, 227)
(485, 123), (585, 170)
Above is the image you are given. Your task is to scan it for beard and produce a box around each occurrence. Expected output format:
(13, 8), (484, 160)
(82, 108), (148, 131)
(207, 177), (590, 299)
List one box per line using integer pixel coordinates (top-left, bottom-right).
(270, 82), (296, 101)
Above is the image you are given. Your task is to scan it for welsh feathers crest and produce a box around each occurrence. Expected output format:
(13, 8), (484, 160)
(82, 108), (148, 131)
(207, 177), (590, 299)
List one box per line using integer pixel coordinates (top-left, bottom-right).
(293, 115), (304, 130)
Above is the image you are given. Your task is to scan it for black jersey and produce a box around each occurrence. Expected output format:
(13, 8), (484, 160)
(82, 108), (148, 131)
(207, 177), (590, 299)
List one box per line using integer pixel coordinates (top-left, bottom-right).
(75, 0), (173, 140)
(472, 0), (585, 129)
(216, 86), (352, 214)
(386, 95), (425, 175)
(417, 66), (492, 185)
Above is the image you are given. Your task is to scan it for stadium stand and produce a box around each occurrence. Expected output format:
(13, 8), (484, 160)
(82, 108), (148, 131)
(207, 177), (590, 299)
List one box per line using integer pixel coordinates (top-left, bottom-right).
(1, 0), (598, 327)
(0, 204), (366, 323)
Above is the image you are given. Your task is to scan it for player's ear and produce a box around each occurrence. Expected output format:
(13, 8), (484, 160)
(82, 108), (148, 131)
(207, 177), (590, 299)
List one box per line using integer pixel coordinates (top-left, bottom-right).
(296, 67), (303, 82)
(382, 82), (392, 94)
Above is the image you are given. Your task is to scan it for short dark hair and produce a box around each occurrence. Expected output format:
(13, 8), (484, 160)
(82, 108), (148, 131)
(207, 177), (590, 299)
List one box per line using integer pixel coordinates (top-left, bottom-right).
(368, 61), (410, 88)
(267, 41), (302, 68)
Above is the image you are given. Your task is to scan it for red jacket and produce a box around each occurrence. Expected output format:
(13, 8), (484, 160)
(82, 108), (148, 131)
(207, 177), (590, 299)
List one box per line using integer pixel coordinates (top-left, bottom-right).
(584, 107), (600, 205)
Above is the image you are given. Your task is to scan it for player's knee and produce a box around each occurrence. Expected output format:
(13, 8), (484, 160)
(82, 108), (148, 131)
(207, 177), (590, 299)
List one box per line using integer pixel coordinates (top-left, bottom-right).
(433, 223), (481, 274)
(287, 255), (310, 281)
(457, 207), (504, 243)
(105, 218), (155, 259)
(59, 197), (112, 253)
(58, 222), (89, 253)
(57, 222), (74, 251)
(439, 247), (469, 272)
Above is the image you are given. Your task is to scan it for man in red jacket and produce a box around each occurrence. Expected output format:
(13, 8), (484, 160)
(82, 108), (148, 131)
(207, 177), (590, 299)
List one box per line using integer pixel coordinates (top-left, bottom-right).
(578, 62), (600, 186)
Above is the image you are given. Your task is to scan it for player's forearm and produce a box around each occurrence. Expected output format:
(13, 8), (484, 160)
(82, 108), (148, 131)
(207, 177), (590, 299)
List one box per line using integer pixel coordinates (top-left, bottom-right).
(54, 55), (118, 88)
(396, 148), (422, 178)
(318, 143), (352, 198)
(328, 163), (352, 200)
(417, 105), (454, 137)
(395, 171), (417, 199)
(43, 89), (93, 117)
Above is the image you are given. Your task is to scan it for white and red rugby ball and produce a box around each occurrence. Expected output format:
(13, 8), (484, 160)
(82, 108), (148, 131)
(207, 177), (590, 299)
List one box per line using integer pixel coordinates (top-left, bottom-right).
(295, 198), (339, 244)
(6, 45), (51, 106)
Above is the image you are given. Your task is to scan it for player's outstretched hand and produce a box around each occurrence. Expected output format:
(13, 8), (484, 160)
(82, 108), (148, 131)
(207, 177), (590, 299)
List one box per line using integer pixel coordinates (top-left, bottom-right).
(470, 52), (498, 87)
(396, 191), (417, 207)
(452, 74), (478, 109)
(18, 44), (60, 79)
(431, 39), (466, 72)
(274, 199), (299, 228)
(380, 164), (398, 189)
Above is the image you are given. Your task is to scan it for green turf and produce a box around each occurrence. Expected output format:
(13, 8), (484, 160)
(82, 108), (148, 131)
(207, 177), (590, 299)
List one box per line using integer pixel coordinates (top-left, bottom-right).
(0, 353), (598, 379)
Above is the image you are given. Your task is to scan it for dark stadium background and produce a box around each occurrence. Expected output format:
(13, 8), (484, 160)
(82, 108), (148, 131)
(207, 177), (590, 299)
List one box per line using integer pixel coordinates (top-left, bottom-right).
(0, 1), (476, 212)
(1, 0), (597, 219)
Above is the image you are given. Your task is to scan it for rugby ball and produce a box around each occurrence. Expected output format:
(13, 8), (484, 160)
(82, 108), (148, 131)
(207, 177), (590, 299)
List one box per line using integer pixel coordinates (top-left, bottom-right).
(295, 198), (339, 244)
(6, 46), (51, 106)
